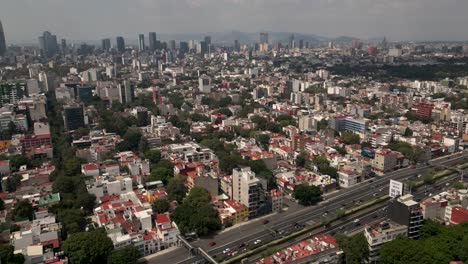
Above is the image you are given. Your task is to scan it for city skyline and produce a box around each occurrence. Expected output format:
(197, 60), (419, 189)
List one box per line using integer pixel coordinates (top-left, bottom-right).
(2, 0), (468, 44)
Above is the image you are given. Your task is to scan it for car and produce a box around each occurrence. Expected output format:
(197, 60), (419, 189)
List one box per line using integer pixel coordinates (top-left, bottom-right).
(209, 241), (216, 247)
(222, 248), (230, 254)
(231, 251), (238, 256)
(238, 243), (246, 249)
(254, 239), (262, 245)
(373, 214), (378, 219)
(353, 219), (360, 223)
(369, 179), (374, 183)
(262, 219), (270, 224)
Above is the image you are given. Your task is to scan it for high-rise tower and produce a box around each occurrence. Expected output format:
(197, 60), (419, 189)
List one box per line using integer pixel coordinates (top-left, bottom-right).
(116, 36), (125, 52)
(149, 32), (157, 52)
(0, 20), (7, 56)
(138, 34), (145, 52)
(38, 31), (59, 58)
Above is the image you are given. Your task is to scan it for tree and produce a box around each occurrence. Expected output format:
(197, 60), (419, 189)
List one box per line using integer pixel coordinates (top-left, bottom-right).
(317, 119), (329, 131)
(0, 245), (24, 264)
(8, 155), (30, 171)
(64, 157), (83, 176)
(62, 229), (114, 264)
(341, 131), (360, 145)
(333, 145), (347, 156)
(423, 174), (435, 185)
(12, 200), (34, 221)
(138, 136), (149, 154)
(295, 152), (308, 168)
(107, 246), (141, 264)
(148, 167), (173, 185)
(452, 181), (465, 189)
(166, 176), (188, 204)
(152, 199), (170, 214)
(0, 198), (4, 210)
(145, 149), (162, 164)
(116, 128), (142, 152)
(335, 234), (370, 264)
(293, 184), (322, 206)
(76, 193), (97, 214)
(171, 188), (222, 236)
(256, 134), (270, 150)
(403, 127), (413, 137)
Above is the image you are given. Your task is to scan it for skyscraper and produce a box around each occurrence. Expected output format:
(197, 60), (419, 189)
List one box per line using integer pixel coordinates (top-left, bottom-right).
(204, 36), (211, 46)
(38, 31), (59, 58)
(116, 36), (125, 52)
(0, 20), (6, 56)
(260, 32), (269, 44)
(61, 39), (67, 53)
(138, 34), (145, 52)
(234, 40), (240, 52)
(101, 38), (111, 52)
(169, 40), (176, 51)
(289, 34), (295, 48)
(149, 32), (157, 52)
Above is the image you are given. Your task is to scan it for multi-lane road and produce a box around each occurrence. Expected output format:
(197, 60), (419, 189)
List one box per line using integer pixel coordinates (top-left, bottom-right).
(145, 151), (468, 264)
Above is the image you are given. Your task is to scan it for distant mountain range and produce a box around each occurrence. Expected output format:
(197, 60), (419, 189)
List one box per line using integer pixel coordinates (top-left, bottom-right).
(142, 31), (358, 45)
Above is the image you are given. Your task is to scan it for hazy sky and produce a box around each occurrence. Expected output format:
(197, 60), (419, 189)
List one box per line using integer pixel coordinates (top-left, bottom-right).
(2, 0), (468, 43)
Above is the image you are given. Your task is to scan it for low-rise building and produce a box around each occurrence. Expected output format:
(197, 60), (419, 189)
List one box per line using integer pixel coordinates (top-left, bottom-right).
(364, 221), (408, 263)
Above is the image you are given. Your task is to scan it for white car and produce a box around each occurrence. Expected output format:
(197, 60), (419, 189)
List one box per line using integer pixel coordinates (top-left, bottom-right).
(353, 219), (360, 223)
(254, 239), (261, 245)
(222, 248), (230, 254)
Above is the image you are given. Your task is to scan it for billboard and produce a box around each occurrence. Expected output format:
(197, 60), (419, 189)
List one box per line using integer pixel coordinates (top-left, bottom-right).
(389, 180), (404, 198)
(361, 147), (375, 159)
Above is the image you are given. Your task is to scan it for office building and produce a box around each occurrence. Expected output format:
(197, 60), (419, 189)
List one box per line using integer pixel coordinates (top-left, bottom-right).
(413, 102), (434, 118)
(38, 31), (59, 58)
(0, 20), (6, 56)
(101, 38), (111, 52)
(234, 40), (240, 52)
(198, 75), (212, 93)
(232, 167), (265, 219)
(76, 85), (93, 104)
(259, 32), (268, 44)
(63, 104), (85, 131)
(364, 221), (408, 263)
(179, 42), (189, 54)
(388, 194), (423, 239)
(149, 32), (157, 52)
(329, 116), (369, 133)
(61, 39), (67, 53)
(138, 34), (145, 51)
(169, 40), (176, 51)
(204, 36), (211, 46)
(116, 36), (125, 52)
(289, 34), (295, 48)
(119, 80), (135, 104)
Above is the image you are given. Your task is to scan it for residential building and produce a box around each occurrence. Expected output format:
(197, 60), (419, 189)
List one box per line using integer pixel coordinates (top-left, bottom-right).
(364, 221), (408, 263)
(388, 194), (423, 239)
(232, 167), (266, 218)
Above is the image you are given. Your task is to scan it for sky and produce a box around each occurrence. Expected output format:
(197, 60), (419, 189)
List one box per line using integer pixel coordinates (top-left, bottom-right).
(1, 0), (468, 44)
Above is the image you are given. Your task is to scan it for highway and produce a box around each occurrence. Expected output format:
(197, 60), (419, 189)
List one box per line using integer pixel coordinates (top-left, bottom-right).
(246, 171), (464, 263)
(145, 151), (468, 264)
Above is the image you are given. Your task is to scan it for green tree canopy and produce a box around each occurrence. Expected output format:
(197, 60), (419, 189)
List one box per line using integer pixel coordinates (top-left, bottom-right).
(293, 184), (322, 206)
(171, 187), (221, 236)
(145, 149), (161, 164)
(12, 200), (34, 221)
(335, 234), (370, 264)
(0, 245), (24, 264)
(107, 246), (141, 264)
(295, 151), (308, 168)
(62, 229), (114, 264)
(148, 167), (173, 185)
(166, 176), (188, 204)
(341, 131), (360, 145)
(152, 199), (170, 214)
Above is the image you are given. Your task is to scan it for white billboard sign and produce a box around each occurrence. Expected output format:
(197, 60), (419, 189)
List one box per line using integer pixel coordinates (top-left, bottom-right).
(389, 180), (404, 198)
